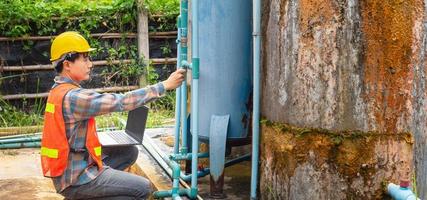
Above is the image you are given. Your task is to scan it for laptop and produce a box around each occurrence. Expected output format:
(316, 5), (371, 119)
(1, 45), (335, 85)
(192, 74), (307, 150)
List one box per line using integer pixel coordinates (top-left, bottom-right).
(98, 106), (149, 146)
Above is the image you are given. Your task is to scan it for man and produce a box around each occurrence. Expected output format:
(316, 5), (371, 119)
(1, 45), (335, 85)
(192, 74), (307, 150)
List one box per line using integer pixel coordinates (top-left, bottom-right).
(40, 31), (185, 199)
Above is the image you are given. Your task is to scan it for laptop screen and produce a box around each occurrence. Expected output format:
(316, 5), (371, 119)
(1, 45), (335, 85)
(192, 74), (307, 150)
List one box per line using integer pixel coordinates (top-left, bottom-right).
(125, 106), (149, 143)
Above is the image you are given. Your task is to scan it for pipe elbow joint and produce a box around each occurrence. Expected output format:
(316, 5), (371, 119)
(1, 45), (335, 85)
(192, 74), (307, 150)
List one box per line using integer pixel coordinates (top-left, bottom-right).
(387, 183), (419, 200)
(181, 60), (191, 69)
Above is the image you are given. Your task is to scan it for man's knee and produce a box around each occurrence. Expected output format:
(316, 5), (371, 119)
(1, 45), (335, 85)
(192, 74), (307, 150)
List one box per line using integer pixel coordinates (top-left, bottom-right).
(129, 145), (139, 164)
(117, 145), (139, 164)
(135, 177), (152, 199)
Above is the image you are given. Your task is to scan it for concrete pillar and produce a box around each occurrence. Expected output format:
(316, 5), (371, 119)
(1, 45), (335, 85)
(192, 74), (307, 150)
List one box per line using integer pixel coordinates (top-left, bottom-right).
(260, 0), (427, 199)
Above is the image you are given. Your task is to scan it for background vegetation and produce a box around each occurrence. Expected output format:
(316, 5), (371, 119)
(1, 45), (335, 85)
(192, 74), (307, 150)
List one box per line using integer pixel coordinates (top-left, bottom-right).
(0, 0), (180, 128)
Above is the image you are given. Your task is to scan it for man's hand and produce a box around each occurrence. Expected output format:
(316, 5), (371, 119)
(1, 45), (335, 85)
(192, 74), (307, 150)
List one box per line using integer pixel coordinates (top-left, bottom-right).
(162, 69), (186, 90)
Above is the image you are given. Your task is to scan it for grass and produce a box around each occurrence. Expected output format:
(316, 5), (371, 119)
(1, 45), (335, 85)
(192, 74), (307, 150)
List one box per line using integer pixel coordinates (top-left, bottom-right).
(0, 99), (44, 128)
(0, 99), (175, 130)
(95, 109), (174, 129)
(146, 109), (175, 128)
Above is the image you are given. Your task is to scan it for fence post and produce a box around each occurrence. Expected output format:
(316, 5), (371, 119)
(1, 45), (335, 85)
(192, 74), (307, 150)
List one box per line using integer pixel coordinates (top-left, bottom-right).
(137, 0), (150, 86)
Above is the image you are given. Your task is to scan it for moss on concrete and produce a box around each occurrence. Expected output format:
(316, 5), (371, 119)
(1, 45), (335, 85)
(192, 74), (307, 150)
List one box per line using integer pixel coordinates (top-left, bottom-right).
(260, 119), (413, 199)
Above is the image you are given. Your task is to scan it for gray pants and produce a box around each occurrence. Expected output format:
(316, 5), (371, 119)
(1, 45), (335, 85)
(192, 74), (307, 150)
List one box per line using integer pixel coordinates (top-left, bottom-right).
(61, 146), (152, 200)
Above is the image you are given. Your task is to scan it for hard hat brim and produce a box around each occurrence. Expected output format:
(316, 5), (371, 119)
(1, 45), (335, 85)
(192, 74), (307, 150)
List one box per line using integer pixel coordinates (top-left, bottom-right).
(75, 47), (96, 54)
(50, 48), (96, 61)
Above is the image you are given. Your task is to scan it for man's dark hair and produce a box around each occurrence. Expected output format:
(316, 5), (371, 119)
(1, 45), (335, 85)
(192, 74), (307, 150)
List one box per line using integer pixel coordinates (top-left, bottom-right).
(54, 52), (82, 73)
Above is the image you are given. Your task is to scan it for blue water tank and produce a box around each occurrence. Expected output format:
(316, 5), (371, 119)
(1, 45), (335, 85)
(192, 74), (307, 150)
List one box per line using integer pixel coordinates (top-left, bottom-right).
(195, 1), (252, 141)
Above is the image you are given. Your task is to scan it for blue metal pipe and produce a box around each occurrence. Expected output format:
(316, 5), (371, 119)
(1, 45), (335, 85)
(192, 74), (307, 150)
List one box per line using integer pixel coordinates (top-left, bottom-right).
(170, 152), (209, 161)
(0, 127), (118, 142)
(174, 16), (183, 155)
(190, 0), (200, 198)
(180, 71), (188, 155)
(143, 132), (207, 182)
(172, 178), (181, 200)
(180, 168), (209, 181)
(388, 183), (420, 200)
(0, 133), (41, 140)
(225, 153), (251, 168)
(172, 194), (182, 200)
(180, 60), (192, 69)
(251, 0), (262, 199)
(180, 154), (251, 182)
(0, 127), (121, 150)
(143, 136), (185, 199)
(0, 142), (41, 149)
(180, 0), (189, 155)
(181, 153), (251, 181)
(154, 189), (189, 199)
(0, 136), (41, 144)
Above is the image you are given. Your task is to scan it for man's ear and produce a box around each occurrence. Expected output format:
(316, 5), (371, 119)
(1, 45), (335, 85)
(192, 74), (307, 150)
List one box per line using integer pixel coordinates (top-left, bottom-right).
(62, 60), (71, 72)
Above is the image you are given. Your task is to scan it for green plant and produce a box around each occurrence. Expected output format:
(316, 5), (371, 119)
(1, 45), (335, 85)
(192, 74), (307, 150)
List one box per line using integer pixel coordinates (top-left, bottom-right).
(160, 41), (172, 57)
(33, 78), (45, 114)
(0, 0), (178, 129)
(95, 112), (127, 129)
(146, 109), (174, 128)
(101, 43), (144, 86)
(95, 109), (174, 129)
(143, 63), (176, 111)
(143, 0), (179, 32)
(0, 0), (138, 37)
(144, 0), (179, 17)
(22, 40), (34, 54)
(0, 98), (44, 127)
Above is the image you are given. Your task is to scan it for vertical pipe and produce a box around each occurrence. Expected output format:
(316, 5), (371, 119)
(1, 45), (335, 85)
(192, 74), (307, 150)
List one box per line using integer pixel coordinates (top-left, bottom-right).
(251, 0), (261, 199)
(172, 178), (181, 200)
(181, 72), (188, 154)
(180, 0), (189, 154)
(190, 0), (200, 197)
(174, 16), (182, 155)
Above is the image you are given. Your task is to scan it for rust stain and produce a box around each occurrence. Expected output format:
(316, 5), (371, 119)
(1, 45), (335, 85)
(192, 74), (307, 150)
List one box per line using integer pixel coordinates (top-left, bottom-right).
(260, 121), (413, 199)
(299, 0), (336, 39)
(360, 0), (418, 132)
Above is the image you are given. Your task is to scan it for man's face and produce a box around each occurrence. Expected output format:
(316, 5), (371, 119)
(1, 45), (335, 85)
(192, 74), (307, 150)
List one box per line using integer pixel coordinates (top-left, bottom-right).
(64, 54), (93, 82)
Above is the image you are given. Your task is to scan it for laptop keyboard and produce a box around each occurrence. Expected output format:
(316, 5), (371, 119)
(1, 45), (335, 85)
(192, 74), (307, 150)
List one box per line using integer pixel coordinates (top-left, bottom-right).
(106, 131), (136, 144)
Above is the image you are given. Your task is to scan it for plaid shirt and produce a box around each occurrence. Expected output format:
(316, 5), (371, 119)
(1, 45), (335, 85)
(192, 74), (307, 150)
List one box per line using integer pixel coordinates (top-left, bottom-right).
(50, 76), (165, 192)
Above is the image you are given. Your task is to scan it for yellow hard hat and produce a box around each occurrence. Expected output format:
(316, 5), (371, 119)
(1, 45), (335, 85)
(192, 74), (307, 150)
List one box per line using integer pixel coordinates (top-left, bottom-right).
(50, 31), (95, 61)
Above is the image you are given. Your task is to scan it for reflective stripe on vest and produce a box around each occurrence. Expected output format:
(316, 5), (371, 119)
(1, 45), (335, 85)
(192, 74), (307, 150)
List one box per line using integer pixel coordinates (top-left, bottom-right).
(41, 147), (59, 158)
(94, 146), (102, 156)
(45, 103), (55, 114)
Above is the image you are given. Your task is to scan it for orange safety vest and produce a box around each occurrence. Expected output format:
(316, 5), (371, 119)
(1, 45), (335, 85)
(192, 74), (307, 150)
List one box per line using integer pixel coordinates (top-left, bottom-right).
(40, 83), (103, 177)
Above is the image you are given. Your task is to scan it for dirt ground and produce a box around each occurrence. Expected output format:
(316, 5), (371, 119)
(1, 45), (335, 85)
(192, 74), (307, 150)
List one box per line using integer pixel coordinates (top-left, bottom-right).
(0, 128), (252, 200)
(0, 149), (63, 200)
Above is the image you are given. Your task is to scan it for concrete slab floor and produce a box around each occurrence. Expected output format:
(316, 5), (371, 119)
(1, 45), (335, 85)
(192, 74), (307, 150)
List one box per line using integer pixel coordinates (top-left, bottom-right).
(144, 128), (251, 200)
(0, 148), (63, 200)
(0, 128), (252, 200)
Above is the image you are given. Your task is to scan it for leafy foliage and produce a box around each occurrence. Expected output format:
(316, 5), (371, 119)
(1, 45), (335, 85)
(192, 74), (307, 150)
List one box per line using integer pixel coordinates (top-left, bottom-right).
(0, 0), (138, 37)
(95, 109), (174, 129)
(144, 0), (179, 32)
(144, 0), (179, 17)
(144, 63), (176, 111)
(100, 42), (144, 86)
(0, 99), (44, 127)
(0, 0), (179, 127)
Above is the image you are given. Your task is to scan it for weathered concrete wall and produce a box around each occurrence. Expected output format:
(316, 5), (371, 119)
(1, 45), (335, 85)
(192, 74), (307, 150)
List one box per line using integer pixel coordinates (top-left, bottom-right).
(260, 124), (413, 199)
(261, 0), (427, 199)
